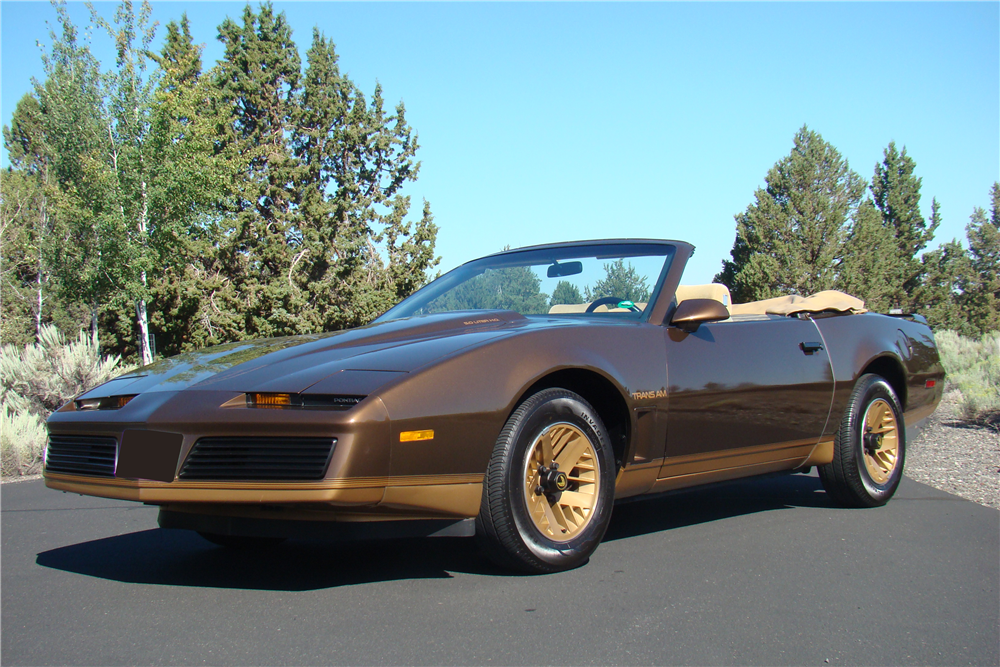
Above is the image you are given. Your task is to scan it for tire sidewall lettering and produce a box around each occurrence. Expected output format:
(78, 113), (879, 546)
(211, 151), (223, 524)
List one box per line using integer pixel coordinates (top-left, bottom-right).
(504, 392), (614, 568)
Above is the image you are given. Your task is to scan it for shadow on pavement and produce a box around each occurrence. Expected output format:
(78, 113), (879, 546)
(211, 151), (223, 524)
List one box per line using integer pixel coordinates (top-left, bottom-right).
(36, 530), (502, 591)
(36, 472), (831, 590)
(605, 471), (833, 541)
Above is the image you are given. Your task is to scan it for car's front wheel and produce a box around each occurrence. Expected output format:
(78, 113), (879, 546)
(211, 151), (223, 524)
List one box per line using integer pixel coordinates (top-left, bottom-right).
(819, 373), (906, 508)
(476, 388), (616, 573)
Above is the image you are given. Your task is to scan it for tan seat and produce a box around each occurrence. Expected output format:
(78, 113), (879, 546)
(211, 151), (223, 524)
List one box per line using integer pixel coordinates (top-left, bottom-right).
(675, 284), (732, 308)
(548, 303), (589, 314)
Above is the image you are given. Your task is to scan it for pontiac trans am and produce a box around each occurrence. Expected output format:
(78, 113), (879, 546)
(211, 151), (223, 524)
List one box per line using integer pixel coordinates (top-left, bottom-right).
(44, 239), (944, 573)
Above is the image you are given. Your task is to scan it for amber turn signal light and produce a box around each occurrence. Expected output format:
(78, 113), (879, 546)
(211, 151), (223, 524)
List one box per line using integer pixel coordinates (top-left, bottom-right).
(400, 430), (434, 442)
(76, 395), (136, 411)
(249, 393), (293, 408)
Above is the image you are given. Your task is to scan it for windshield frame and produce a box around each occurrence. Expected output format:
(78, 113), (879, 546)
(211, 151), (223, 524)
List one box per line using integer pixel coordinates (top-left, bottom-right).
(377, 240), (679, 324)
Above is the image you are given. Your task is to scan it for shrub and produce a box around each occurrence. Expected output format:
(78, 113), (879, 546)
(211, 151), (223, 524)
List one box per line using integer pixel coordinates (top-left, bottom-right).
(0, 408), (47, 476)
(1, 326), (130, 476)
(936, 329), (1000, 423)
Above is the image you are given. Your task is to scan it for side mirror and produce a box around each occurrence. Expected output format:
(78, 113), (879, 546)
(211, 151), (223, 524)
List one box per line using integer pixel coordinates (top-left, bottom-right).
(670, 298), (730, 332)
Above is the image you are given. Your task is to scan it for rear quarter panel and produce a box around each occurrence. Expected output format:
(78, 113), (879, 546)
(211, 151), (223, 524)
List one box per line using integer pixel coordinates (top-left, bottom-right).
(812, 313), (945, 436)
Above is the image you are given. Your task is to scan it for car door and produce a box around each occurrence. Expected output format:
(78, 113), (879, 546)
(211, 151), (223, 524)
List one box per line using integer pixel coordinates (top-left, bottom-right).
(658, 315), (834, 479)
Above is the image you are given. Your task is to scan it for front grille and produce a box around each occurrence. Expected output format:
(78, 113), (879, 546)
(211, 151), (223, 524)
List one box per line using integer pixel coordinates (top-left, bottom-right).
(178, 437), (336, 481)
(45, 435), (118, 477)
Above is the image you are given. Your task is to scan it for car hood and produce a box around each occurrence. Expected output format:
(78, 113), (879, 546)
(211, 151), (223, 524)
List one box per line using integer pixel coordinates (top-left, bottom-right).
(78, 310), (531, 399)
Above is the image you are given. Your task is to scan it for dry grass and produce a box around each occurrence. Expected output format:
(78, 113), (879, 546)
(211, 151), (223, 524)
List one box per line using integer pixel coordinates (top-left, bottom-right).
(935, 330), (1000, 424)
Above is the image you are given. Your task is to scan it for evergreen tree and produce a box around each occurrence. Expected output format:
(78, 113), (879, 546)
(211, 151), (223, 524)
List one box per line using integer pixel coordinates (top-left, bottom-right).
(963, 183), (1000, 335)
(585, 259), (650, 303)
(917, 236), (972, 334)
(140, 14), (246, 356)
(3, 2), (439, 356)
(550, 280), (583, 307)
(838, 199), (900, 312)
(870, 142), (939, 309)
(213, 2), (304, 340)
(429, 267), (548, 315)
(715, 126), (866, 303)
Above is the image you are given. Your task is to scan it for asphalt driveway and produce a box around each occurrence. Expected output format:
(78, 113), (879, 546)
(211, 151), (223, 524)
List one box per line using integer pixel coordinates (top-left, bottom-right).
(2, 472), (997, 666)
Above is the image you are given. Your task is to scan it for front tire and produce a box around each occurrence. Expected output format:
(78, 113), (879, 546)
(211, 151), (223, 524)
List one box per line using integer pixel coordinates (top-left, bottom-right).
(476, 388), (616, 573)
(819, 374), (906, 508)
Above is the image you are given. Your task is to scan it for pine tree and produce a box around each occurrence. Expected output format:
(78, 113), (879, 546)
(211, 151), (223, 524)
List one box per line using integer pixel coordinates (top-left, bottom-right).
(291, 27), (437, 331)
(141, 14), (246, 356)
(916, 236), (972, 334)
(838, 199), (900, 312)
(550, 280), (583, 307)
(870, 142), (939, 309)
(431, 267), (548, 315)
(585, 259), (650, 303)
(963, 183), (1000, 335)
(213, 2), (304, 340)
(715, 126), (866, 303)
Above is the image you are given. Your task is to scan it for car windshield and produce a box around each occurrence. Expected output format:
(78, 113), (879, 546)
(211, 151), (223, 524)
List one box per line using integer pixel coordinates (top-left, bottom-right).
(378, 242), (676, 321)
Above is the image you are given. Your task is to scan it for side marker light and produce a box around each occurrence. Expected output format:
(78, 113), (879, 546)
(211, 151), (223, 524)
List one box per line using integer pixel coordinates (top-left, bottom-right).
(925, 380), (936, 389)
(400, 430), (434, 442)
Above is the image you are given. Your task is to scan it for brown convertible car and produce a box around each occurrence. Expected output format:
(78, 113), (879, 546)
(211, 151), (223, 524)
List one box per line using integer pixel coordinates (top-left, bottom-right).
(45, 239), (944, 573)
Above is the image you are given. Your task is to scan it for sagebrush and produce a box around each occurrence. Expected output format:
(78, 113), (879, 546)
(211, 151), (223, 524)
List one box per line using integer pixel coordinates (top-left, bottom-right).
(0, 326), (130, 476)
(935, 329), (1000, 423)
(1, 408), (47, 476)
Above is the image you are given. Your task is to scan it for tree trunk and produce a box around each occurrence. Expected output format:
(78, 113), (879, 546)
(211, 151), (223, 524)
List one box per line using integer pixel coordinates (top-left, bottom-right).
(35, 171), (49, 342)
(136, 290), (152, 365)
(90, 304), (99, 351)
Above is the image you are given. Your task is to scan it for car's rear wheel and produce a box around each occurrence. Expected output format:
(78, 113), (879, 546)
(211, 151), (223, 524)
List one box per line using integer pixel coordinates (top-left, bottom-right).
(819, 373), (906, 508)
(197, 532), (286, 550)
(476, 388), (616, 573)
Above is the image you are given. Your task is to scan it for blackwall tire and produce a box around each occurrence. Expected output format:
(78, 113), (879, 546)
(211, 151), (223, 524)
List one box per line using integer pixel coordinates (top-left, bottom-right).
(819, 374), (906, 508)
(475, 388), (616, 573)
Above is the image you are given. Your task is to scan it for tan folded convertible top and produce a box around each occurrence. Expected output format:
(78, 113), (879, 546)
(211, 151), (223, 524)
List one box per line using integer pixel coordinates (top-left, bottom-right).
(729, 290), (867, 316)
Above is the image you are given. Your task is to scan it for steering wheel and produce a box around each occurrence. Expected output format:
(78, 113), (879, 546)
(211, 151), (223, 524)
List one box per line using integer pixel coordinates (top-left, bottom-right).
(585, 296), (641, 313)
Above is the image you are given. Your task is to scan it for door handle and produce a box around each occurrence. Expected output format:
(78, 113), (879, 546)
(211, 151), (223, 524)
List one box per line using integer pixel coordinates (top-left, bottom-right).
(800, 341), (824, 355)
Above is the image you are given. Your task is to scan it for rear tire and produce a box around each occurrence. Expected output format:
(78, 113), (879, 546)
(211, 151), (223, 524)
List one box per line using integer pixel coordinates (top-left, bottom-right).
(476, 388), (616, 573)
(819, 374), (905, 508)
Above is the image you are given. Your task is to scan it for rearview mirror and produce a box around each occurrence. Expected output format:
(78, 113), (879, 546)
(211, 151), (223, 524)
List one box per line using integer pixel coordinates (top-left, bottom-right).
(547, 261), (583, 278)
(670, 298), (730, 332)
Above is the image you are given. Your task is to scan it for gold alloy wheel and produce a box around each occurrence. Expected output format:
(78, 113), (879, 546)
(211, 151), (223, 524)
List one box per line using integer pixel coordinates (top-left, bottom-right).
(522, 422), (600, 542)
(861, 398), (899, 484)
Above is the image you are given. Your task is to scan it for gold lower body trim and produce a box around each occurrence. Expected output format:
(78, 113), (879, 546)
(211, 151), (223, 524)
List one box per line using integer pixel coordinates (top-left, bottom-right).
(43, 472), (482, 516)
(651, 438), (823, 493)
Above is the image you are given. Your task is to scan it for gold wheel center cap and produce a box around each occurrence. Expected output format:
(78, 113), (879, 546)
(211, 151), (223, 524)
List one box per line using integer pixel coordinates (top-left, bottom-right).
(553, 472), (568, 491)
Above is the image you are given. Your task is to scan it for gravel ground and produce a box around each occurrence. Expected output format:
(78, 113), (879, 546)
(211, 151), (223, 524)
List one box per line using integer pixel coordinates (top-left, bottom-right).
(907, 389), (1000, 510)
(6, 390), (998, 509)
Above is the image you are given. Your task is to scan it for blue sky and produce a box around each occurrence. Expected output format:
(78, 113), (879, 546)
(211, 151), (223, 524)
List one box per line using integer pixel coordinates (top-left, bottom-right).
(2, 1), (998, 284)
